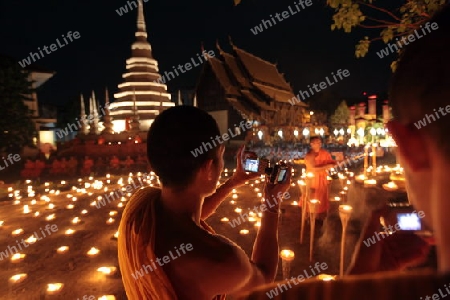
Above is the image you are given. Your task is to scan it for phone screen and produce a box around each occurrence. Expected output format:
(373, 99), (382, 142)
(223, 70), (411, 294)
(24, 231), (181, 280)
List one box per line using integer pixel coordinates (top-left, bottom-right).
(277, 169), (287, 183)
(244, 159), (259, 173)
(396, 213), (422, 230)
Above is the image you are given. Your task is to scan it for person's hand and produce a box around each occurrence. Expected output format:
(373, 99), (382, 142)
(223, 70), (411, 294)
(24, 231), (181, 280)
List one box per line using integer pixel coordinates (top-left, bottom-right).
(230, 145), (260, 186)
(263, 165), (292, 213)
(348, 206), (431, 275)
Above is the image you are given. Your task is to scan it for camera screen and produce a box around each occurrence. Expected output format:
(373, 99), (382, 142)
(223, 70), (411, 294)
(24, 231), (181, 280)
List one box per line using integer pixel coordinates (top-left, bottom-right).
(277, 169), (287, 183)
(397, 213), (422, 230)
(244, 159), (259, 173)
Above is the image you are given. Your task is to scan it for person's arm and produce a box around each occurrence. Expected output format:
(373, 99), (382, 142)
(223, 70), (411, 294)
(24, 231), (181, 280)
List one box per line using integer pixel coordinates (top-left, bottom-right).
(201, 146), (259, 220)
(305, 153), (334, 172)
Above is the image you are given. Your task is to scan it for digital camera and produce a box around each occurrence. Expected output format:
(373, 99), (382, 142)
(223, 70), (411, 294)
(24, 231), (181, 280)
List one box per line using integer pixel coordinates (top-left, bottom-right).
(243, 151), (289, 184)
(382, 202), (426, 233)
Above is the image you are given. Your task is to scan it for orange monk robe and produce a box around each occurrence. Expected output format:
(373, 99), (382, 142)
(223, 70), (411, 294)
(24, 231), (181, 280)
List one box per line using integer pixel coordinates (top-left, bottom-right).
(118, 186), (225, 300)
(307, 149), (334, 214)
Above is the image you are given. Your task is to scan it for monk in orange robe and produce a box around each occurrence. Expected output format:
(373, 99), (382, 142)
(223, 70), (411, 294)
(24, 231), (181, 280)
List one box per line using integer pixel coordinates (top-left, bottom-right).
(304, 137), (335, 216)
(118, 106), (291, 299)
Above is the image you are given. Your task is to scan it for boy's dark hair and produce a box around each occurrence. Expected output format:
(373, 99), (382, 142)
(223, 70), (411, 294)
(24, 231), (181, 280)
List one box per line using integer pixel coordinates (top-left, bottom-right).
(147, 106), (220, 188)
(389, 4), (450, 156)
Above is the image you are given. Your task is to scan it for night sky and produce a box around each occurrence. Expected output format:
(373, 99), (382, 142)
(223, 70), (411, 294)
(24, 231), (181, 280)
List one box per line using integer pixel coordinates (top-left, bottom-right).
(0, 0), (394, 109)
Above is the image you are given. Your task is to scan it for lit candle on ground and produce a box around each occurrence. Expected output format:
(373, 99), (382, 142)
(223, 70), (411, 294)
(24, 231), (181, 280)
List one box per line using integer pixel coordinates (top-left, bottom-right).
(230, 200), (236, 205)
(66, 204), (74, 209)
(11, 253), (26, 263)
(33, 212), (40, 217)
(364, 179), (377, 187)
(57, 246), (69, 254)
(72, 217), (80, 224)
(106, 218), (115, 224)
(0, 220), (4, 226)
(47, 203), (55, 210)
(87, 247), (100, 256)
(234, 208), (242, 213)
(46, 283), (64, 294)
(220, 217), (229, 222)
(254, 221), (261, 227)
(65, 229), (75, 235)
(25, 235), (37, 244)
(280, 249), (295, 278)
(113, 231), (119, 239)
(232, 194), (238, 199)
(81, 209), (88, 214)
(117, 203), (124, 208)
(9, 273), (27, 284)
(46, 214), (55, 221)
(12, 229), (24, 236)
(239, 229), (249, 235)
(97, 266), (117, 276)
(317, 274), (336, 281)
(109, 211), (118, 216)
(98, 296), (116, 300)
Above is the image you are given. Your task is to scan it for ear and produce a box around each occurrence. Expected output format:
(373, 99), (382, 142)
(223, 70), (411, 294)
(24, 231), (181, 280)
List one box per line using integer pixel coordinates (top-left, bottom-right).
(201, 159), (214, 181)
(387, 120), (431, 171)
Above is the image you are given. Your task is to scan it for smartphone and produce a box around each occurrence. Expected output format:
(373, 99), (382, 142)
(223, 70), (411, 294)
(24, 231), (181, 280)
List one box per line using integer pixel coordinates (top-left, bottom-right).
(276, 168), (288, 183)
(396, 212), (422, 231)
(244, 159), (260, 173)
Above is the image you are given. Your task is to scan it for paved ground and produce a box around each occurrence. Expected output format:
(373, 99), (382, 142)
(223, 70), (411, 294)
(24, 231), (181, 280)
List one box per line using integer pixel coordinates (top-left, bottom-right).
(0, 153), (434, 299)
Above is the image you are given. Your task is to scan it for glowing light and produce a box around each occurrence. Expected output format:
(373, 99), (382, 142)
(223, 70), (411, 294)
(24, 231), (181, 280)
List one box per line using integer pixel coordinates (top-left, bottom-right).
(57, 246), (69, 254)
(25, 235), (37, 244)
(239, 229), (249, 235)
(46, 283), (64, 294)
(9, 274), (27, 284)
(221, 217), (229, 222)
(65, 229), (75, 235)
(11, 253), (26, 263)
(280, 249), (295, 261)
(12, 229), (24, 236)
(87, 247), (100, 256)
(97, 266), (117, 275)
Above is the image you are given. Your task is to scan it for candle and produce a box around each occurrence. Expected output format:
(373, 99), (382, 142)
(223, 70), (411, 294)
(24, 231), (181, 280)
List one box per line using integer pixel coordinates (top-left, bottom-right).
(98, 296), (116, 300)
(9, 273), (27, 284)
(12, 229), (24, 236)
(87, 247), (100, 256)
(109, 211), (118, 216)
(65, 229), (75, 235)
(106, 218), (115, 224)
(57, 246), (69, 254)
(254, 221), (261, 228)
(232, 194), (238, 199)
(81, 209), (88, 214)
(11, 253), (26, 263)
(66, 204), (74, 209)
(97, 266), (117, 276)
(46, 214), (55, 221)
(47, 203), (55, 210)
(280, 249), (295, 261)
(0, 220), (3, 226)
(25, 235), (37, 244)
(34, 212), (40, 217)
(72, 217), (80, 224)
(230, 200), (236, 205)
(234, 208), (242, 213)
(220, 217), (229, 222)
(280, 249), (295, 278)
(23, 205), (30, 214)
(364, 179), (377, 187)
(113, 231), (119, 239)
(46, 283), (64, 294)
(239, 229), (249, 235)
(317, 274), (336, 281)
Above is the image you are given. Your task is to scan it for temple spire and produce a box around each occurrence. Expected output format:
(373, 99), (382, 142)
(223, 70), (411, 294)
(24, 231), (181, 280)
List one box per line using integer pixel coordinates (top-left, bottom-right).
(79, 94), (88, 135)
(193, 94), (198, 107)
(137, 0), (147, 38)
(177, 90), (183, 106)
(102, 87), (114, 135)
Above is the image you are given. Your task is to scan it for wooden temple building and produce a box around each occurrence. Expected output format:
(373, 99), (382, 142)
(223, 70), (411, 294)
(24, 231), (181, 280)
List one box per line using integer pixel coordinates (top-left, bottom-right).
(196, 41), (311, 144)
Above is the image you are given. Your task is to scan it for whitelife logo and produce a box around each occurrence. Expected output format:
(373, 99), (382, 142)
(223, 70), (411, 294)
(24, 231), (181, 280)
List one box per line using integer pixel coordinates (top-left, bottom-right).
(190, 120), (253, 158)
(413, 105), (450, 129)
(376, 22), (439, 59)
(250, 0), (313, 35)
(131, 243), (193, 280)
(18, 31), (81, 68)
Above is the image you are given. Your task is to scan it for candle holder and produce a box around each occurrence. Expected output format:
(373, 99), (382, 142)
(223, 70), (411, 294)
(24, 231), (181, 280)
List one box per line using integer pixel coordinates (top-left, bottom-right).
(308, 199), (320, 261)
(279, 250), (295, 279)
(300, 174), (313, 244)
(339, 205), (353, 276)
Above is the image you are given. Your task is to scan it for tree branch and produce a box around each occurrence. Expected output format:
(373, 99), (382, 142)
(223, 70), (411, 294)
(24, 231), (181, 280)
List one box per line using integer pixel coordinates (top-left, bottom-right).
(357, 1), (402, 21)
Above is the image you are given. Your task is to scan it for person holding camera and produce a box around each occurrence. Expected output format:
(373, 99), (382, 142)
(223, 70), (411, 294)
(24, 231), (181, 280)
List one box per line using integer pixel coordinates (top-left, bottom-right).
(240, 3), (450, 299)
(117, 106), (292, 299)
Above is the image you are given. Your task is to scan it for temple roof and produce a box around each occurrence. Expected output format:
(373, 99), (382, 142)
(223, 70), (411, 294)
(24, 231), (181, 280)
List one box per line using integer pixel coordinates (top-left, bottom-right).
(205, 42), (307, 111)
